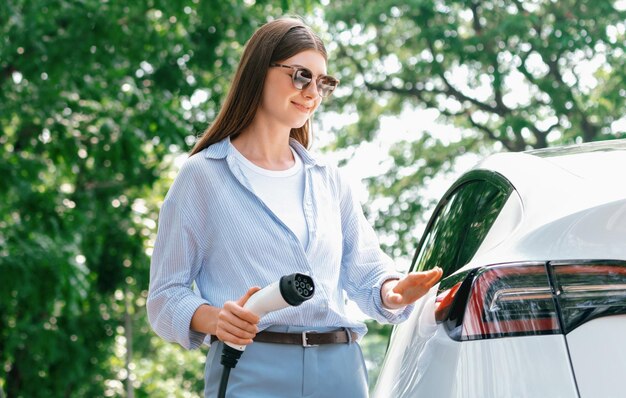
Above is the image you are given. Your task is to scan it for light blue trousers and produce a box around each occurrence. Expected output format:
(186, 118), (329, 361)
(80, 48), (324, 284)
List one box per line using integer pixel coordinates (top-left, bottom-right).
(204, 326), (369, 398)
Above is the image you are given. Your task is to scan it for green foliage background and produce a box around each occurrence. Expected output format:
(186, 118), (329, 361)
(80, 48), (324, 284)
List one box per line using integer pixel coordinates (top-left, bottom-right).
(323, 0), (626, 256)
(1, 1), (316, 396)
(1, 0), (624, 396)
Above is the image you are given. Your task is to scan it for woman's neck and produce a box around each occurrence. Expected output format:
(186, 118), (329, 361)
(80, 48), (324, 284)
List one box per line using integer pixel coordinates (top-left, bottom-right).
(232, 124), (294, 171)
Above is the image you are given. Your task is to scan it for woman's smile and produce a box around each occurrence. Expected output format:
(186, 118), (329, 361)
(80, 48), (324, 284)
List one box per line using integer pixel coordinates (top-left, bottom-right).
(291, 101), (313, 113)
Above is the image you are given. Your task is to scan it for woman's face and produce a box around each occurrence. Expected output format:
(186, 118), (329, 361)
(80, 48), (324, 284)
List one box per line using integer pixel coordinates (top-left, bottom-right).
(258, 49), (327, 131)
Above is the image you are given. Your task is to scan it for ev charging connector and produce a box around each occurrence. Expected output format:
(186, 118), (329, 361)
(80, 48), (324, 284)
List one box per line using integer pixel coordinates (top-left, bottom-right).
(217, 273), (314, 398)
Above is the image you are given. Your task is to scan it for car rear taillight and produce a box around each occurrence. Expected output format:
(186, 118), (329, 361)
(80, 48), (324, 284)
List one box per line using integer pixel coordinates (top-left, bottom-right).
(435, 261), (626, 341)
(462, 263), (560, 340)
(550, 261), (626, 334)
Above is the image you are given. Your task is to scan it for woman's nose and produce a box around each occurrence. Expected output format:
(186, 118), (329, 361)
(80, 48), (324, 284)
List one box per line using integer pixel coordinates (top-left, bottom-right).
(302, 79), (320, 99)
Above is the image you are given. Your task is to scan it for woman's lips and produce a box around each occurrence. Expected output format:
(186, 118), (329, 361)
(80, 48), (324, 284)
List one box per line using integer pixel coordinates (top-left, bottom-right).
(292, 101), (311, 113)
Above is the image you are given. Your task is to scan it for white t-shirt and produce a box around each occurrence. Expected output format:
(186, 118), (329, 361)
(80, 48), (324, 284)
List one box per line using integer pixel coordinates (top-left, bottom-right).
(232, 146), (308, 250)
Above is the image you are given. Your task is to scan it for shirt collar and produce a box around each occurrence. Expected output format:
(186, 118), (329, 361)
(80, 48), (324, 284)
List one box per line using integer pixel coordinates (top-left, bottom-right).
(203, 136), (231, 159)
(203, 136), (327, 168)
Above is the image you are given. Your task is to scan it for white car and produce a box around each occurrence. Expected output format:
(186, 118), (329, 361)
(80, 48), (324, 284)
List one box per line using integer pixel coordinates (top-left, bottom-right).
(373, 139), (626, 398)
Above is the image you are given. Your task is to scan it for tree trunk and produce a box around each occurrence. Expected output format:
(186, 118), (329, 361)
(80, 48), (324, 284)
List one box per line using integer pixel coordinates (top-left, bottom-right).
(125, 286), (134, 398)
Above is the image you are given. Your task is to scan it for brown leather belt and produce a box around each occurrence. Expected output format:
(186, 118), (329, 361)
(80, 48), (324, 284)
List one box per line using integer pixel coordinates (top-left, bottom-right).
(210, 329), (357, 347)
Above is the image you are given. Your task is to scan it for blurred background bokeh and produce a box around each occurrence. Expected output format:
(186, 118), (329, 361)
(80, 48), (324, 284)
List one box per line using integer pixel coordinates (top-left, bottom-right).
(1, 0), (625, 396)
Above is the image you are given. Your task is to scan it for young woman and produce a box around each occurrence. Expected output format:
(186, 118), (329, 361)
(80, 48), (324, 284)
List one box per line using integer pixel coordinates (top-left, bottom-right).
(147, 17), (443, 397)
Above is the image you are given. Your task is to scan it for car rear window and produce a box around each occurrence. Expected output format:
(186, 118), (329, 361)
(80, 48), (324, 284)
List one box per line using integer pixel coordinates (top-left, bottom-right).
(413, 177), (511, 278)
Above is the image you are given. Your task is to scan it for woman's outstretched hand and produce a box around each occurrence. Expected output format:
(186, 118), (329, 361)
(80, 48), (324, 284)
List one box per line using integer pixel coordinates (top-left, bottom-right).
(214, 286), (262, 346)
(381, 267), (443, 310)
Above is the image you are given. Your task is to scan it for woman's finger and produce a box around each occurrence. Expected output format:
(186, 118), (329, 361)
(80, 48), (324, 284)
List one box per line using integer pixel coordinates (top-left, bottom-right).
(404, 268), (443, 289)
(237, 286), (262, 307)
(215, 327), (255, 346)
(219, 303), (259, 334)
(220, 301), (261, 325)
(424, 267), (443, 286)
(390, 268), (443, 305)
(394, 271), (434, 293)
(217, 316), (257, 340)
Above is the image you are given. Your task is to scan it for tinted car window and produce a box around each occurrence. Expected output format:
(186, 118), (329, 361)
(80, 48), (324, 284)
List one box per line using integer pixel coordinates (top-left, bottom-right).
(455, 182), (510, 267)
(413, 177), (511, 277)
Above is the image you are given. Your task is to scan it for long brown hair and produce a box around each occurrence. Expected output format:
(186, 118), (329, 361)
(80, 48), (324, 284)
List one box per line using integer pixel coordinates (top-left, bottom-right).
(190, 18), (328, 156)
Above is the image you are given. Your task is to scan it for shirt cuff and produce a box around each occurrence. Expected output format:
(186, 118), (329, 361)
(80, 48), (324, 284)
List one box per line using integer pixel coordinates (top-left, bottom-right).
(173, 294), (210, 350)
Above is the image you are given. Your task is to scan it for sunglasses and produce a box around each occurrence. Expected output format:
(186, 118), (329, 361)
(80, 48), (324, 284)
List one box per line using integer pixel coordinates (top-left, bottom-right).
(270, 63), (339, 98)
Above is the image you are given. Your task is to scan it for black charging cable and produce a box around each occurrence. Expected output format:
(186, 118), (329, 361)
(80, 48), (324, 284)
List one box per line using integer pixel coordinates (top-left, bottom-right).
(217, 345), (242, 398)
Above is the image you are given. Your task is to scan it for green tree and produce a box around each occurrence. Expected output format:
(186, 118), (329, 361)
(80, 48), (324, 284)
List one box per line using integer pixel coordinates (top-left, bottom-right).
(0, 1), (316, 396)
(323, 0), (626, 256)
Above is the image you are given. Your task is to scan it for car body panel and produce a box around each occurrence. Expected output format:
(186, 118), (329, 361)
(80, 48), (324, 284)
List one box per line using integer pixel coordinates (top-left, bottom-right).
(466, 198), (626, 270)
(566, 315), (626, 398)
(375, 317), (578, 397)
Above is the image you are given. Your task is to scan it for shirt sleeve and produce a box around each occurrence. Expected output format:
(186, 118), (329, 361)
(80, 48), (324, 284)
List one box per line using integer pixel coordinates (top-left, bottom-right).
(146, 199), (209, 350)
(336, 169), (414, 324)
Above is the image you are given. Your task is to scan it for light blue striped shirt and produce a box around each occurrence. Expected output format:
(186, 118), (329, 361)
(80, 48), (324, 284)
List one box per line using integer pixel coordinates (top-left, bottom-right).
(147, 136), (412, 350)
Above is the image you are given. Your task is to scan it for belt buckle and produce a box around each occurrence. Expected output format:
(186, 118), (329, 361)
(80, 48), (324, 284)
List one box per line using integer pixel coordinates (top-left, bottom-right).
(302, 331), (318, 347)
